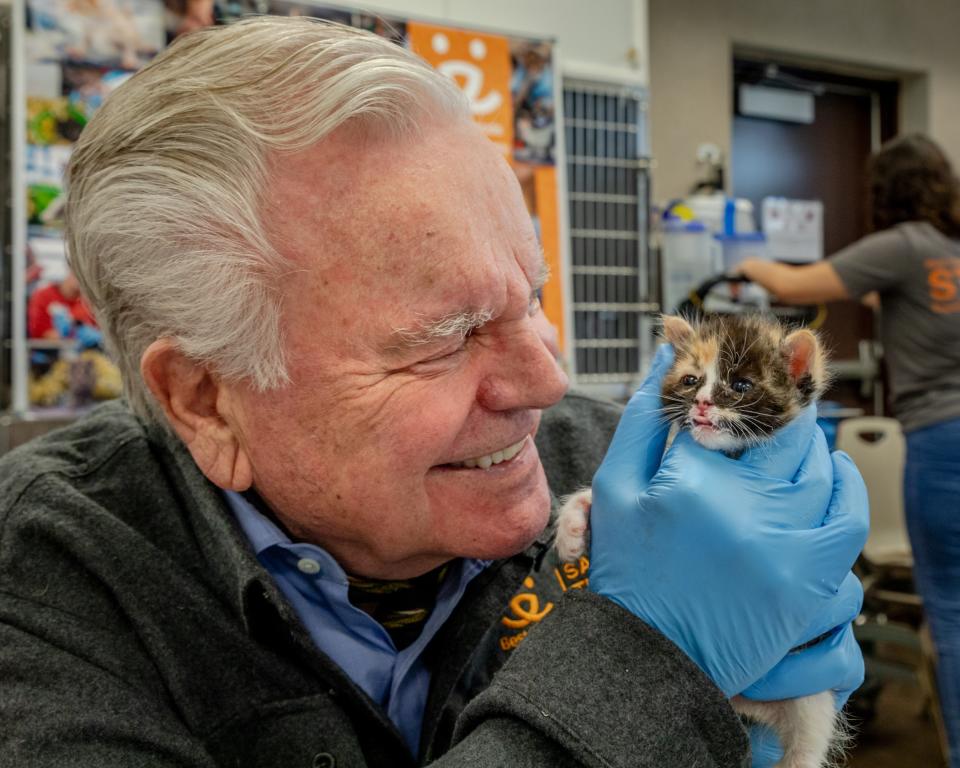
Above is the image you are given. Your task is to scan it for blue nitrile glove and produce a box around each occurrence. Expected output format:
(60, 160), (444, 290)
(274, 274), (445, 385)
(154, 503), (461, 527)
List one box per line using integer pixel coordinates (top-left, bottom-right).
(744, 571), (865, 767)
(743, 569), (865, 707)
(75, 324), (102, 349)
(748, 725), (784, 768)
(50, 304), (73, 338)
(588, 344), (869, 698)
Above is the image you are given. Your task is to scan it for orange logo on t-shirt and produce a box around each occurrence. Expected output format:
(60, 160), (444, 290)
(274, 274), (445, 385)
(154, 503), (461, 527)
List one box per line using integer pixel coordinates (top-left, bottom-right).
(924, 258), (960, 313)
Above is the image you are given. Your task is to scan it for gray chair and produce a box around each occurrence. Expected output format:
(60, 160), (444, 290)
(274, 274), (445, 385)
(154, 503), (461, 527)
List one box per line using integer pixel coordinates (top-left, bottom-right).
(838, 417), (947, 762)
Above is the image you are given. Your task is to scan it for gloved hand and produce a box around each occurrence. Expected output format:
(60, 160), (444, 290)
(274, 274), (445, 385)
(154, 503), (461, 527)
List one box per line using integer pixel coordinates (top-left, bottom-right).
(588, 344), (869, 698)
(50, 304), (73, 339)
(748, 724), (784, 768)
(75, 324), (103, 349)
(744, 575), (865, 766)
(744, 578), (865, 707)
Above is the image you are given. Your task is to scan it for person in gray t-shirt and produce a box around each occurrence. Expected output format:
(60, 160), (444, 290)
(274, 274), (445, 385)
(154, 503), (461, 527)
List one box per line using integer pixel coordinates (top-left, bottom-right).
(738, 133), (960, 768)
(829, 220), (960, 432)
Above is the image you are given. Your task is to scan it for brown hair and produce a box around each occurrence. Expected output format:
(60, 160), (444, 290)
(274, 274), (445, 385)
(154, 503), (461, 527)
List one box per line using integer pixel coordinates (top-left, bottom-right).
(868, 134), (960, 237)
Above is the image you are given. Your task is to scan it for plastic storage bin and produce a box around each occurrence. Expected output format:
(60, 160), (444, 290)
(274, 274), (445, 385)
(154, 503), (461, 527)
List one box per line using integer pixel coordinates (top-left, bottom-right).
(713, 231), (768, 272)
(661, 220), (719, 313)
(684, 194), (756, 235)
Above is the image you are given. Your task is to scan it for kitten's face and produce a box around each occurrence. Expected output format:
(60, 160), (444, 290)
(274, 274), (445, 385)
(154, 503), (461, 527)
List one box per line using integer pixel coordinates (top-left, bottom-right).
(660, 315), (825, 452)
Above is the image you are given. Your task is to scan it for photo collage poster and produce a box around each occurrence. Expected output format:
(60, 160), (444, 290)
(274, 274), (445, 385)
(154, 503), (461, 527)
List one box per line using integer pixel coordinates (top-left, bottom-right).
(19, 0), (563, 411)
(22, 0), (171, 409)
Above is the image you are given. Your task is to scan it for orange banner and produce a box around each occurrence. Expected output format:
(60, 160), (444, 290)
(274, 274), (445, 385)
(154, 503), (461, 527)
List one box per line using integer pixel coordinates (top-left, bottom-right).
(409, 21), (565, 360)
(407, 22), (514, 157)
(534, 166), (565, 355)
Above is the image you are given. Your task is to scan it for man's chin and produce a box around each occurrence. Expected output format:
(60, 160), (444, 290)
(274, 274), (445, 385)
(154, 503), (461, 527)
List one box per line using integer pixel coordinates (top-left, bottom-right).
(487, 524), (549, 560)
(427, 442), (552, 556)
(461, 493), (552, 561)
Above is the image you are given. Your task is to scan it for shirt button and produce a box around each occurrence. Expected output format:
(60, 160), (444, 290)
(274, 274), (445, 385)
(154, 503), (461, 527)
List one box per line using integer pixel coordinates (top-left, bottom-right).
(297, 558), (321, 575)
(313, 753), (336, 768)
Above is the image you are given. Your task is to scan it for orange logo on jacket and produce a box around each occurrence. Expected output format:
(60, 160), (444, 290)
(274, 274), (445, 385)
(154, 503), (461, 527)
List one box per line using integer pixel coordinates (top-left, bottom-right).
(501, 576), (553, 629)
(498, 557), (592, 652)
(498, 575), (553, 651)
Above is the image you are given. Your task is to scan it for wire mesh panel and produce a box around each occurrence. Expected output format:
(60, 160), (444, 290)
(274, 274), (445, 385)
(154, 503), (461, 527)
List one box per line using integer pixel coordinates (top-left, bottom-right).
(563, 80), (655, 386)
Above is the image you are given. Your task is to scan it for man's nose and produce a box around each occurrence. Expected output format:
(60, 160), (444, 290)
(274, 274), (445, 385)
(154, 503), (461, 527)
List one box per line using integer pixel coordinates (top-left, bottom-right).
(477, 319), (569, 411)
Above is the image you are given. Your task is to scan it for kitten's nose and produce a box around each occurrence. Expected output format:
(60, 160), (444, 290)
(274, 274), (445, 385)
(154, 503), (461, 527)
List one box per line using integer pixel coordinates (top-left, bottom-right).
(695, 396), (713, 411)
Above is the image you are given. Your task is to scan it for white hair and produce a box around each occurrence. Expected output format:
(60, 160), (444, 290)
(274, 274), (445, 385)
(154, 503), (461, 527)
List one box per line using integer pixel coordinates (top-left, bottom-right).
(392, 310), (495, 348)
(65, 15), (470, 422)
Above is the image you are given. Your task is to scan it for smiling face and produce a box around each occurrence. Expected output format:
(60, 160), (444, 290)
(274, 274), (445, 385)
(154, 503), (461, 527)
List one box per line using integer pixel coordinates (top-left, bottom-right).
(660, 314), (825, 452)
(221, 121), (569, 579)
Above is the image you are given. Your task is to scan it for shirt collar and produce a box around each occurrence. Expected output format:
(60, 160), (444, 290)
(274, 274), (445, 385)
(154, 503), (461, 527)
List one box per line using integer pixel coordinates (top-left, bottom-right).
(223, 489), (490, 584)
(223, 489), (292, 553)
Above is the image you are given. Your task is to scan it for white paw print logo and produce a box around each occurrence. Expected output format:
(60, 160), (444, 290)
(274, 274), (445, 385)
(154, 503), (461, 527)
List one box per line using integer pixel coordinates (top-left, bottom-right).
(431, 32), (502, 116)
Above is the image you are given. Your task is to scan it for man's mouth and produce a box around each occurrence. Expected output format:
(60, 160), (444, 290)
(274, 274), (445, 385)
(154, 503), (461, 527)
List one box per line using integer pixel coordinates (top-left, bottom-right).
(446, 437), (528, 469)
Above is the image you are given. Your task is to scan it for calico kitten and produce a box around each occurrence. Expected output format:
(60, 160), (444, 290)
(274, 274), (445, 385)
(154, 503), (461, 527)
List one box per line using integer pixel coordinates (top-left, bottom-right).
(555, 314), (842, 768)
(659, 313), (827, 455)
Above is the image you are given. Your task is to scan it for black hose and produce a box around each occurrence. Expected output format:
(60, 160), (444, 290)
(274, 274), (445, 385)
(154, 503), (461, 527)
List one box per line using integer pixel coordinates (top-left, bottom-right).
(674, 272), (827, 330)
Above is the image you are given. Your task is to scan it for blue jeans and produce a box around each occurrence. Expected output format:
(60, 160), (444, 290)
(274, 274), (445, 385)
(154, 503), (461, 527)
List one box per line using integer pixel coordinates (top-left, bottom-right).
(905, 416), (960, 767)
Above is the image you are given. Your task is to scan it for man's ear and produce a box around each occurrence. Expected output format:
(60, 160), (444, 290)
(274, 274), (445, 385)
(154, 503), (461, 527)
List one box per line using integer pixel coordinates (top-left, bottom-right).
(140, 339), (253, 491)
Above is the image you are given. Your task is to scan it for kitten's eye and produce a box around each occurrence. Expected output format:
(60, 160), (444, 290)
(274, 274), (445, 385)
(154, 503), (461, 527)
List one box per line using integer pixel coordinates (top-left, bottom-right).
(681, 374), (700, 387)
(731, 377), (754, 393)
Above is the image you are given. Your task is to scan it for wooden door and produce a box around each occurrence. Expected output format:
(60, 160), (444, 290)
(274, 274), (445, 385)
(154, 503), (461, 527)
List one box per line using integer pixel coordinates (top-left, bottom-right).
(731, 59), (898, 411)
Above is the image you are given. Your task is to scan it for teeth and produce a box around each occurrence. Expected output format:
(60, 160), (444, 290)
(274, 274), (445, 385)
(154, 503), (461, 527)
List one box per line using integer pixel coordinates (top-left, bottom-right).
(451, 437), (526, 469)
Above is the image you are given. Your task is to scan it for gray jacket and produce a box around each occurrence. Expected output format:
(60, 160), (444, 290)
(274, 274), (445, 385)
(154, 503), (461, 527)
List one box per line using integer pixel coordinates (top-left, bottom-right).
(0, 395), (747, 767)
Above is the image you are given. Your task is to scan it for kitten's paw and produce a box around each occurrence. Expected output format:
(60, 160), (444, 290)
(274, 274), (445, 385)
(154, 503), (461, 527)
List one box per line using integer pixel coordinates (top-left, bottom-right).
(555, 489), (592, 561)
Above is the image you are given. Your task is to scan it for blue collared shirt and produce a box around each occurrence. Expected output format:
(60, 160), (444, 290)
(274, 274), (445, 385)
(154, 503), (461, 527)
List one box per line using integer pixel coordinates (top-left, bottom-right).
(223, 491), (489, 757)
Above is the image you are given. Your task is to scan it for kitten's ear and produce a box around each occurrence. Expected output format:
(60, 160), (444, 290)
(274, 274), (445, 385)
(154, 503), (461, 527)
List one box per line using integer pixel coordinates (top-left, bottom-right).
(661, 315), (694, 347)
(783, 328), (825, 385)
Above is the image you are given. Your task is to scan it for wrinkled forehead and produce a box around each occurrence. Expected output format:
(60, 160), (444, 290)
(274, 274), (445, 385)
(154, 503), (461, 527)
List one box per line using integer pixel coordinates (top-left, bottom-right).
(263, 122), (543, 359)
(265, 122), (533, 278)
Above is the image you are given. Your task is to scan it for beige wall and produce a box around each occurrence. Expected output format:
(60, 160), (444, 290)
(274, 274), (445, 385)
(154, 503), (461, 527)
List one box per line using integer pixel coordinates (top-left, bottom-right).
(360, 0), (647, 82)
(649, 0), (960, 203)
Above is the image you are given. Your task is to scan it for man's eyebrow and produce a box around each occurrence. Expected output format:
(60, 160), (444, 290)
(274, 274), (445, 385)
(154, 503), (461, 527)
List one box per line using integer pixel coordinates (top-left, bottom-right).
(388, 260), (549, 352)
(533, 260), (551, 293)
(389, 309), (494, 351)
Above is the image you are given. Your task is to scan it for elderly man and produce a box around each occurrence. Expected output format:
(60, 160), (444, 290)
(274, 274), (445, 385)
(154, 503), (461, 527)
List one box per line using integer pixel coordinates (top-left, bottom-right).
(0, 17), (866, 768)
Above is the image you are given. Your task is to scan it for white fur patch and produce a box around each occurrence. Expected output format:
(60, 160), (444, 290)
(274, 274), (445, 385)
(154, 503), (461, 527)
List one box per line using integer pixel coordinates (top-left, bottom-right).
(732, 690), (844, 768)
(695, 356), (719, 405)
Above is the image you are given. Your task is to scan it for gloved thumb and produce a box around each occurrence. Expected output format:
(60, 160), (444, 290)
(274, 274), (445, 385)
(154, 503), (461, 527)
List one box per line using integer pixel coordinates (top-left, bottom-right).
(738, 403), (819, 482)
(748, 724), (784, 768)
(594, 343), (674, 491)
